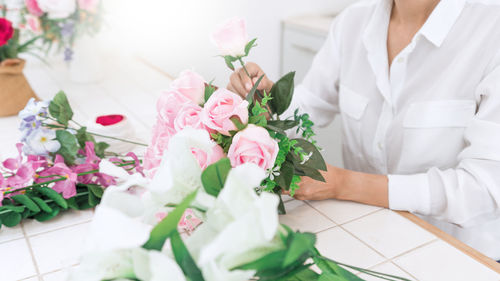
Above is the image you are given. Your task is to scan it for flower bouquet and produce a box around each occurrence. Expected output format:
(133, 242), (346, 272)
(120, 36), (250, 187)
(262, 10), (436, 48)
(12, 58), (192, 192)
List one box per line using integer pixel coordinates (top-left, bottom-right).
(0, 8), (40, 116)
(70, 129), (408, 281)
(0, 91), (144, 228)
(145, 18), (327, 214)
(23, 0), (103, 61)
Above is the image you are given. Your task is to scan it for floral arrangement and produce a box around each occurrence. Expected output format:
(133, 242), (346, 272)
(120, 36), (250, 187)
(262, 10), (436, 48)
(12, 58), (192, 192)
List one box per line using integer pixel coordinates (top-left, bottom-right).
(70, 129), (408, 281)
(0, 91), (143, 228)
(0, 14), (40, 62)
(23, 0), (103, 60)
(144, 18), (326, 214)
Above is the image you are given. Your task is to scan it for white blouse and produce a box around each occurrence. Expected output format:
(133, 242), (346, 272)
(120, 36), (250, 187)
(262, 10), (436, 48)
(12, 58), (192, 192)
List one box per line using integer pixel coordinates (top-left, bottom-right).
(284, 0), (500, 259)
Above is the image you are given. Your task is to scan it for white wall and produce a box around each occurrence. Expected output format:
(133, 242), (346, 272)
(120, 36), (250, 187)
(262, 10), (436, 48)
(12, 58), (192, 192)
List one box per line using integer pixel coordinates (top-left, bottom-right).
(103, 0), (357, 85)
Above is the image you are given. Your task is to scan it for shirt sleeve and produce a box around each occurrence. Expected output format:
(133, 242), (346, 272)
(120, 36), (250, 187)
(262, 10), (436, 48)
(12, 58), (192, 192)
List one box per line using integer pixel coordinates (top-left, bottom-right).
(279, 16), (342, 128)
(388, 56), (500, 228)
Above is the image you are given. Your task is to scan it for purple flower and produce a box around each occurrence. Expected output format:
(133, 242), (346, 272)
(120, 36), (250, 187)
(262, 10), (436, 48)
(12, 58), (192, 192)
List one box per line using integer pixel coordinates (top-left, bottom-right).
(60, 22), (75, 37)
(64, 47), (74, 61)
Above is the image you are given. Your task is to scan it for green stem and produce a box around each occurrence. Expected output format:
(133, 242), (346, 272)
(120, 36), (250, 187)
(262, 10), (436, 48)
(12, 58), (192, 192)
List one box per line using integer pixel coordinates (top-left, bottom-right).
(86, 131), (148, 147)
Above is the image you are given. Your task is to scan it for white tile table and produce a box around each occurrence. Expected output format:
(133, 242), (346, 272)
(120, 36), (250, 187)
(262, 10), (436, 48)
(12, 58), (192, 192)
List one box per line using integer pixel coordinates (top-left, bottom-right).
(0, 57), (499, 281)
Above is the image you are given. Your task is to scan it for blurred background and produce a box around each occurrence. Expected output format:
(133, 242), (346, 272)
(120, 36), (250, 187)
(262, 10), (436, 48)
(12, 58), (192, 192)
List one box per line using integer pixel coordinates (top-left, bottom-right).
(101, 0), (357, 83)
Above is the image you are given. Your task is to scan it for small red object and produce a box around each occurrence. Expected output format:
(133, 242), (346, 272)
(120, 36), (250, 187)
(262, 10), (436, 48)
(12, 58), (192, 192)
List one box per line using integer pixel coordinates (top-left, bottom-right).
(96, 114), (125, 126)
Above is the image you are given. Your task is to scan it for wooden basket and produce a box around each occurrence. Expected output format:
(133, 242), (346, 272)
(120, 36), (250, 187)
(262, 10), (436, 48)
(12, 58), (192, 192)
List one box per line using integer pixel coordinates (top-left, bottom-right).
(0, 59), (37, 117)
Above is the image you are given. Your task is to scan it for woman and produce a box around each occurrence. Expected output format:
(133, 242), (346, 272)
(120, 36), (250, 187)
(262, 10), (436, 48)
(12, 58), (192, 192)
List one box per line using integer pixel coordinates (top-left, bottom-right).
(228, 0), (500, 261)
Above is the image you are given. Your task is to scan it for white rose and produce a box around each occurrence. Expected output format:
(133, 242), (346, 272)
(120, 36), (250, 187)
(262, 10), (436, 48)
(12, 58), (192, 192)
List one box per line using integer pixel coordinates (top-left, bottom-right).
(38, 0), (76, 19)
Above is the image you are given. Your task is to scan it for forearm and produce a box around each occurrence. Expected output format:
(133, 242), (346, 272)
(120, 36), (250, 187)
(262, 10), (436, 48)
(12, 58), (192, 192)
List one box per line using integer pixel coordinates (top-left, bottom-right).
(335, 168), (389, 208)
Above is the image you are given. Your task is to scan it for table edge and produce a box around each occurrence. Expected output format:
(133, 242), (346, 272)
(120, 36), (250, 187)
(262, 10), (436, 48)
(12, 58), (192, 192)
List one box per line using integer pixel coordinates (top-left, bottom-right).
(396, 211), (500, 274)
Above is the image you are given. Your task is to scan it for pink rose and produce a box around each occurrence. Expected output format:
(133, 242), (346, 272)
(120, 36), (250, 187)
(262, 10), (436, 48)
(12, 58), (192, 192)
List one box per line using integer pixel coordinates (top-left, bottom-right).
(170, 70), (206, 105)
(157, 90), (193, 124)
(211, 17), (248, 57)
(174, 103), (205, 132)
(191, 144), (225, 170)
(144, 121), (176, 172)
(228, 124), (279, 170)
(201, 88), (249, 136)
(25, 0), (44, 17)
(78, 0), (99, 12)
(25, 15), (42, 34)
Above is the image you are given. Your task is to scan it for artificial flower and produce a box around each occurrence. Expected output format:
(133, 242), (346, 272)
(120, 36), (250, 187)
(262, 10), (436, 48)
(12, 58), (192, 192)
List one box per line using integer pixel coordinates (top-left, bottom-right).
(191, 144), (225, 170)
(0, 18), (14, 47)
(96, 114), (124, 126)
(173, 103), (205, 132)
(37, 155), (77, 198)
(156, 90), (192, 124)
(227, 124), (279, 170)
(18, 98), (49, 121)
(201, 88), (249, 136)
(211, 17), (249, 57)
(37, 0), (77, 19)
(25, 0), (45, 16)
(23, 128), (61, 156)
(25, 15), (42, 34)
(70, 248), (186, 281)
(170, 70), (206, 105)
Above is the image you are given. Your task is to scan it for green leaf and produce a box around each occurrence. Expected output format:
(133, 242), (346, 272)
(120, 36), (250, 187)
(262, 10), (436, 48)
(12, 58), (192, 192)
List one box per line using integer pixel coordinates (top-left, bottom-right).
(201, 158), (231, 197)
(295, 165), (325, 182)
(48, 91), (74, 126)
(285, 268), (320, 281)
(283, 232), (316, 268)
(75, 127), (95, 149)
(277, 194), (286, 215)
(246, 75), (265, 105)
(55, 130), (79, 165)
(204, 84), (217, 102)
(292, 139), (327, 171)
(236, 250), (288, 271)
(66, 197), (79, 210)
(224, 56), (235, 71)
(267, 120), (300, 131)
(12, 194), (41, 212)
(88, 190), (99, 207)
(245, 38), (258, 56)
(322, 260), (364, 281)
(31, 197), (53, 213)
(318, 273), (347, 281)
(269, 72), (295, 115)
(170, 230), (204, 281)
(277, 161), (294, 190)
(230, 116), (247, 131)
(34, 206), (61, 222)
(88, 184), (104, 198)
(0, 205), (25, 213)
(37, 187), (68, 209)
(0, 211), (22, 227)
(94, 142), (110, 158)
(143, 190), (198, 251)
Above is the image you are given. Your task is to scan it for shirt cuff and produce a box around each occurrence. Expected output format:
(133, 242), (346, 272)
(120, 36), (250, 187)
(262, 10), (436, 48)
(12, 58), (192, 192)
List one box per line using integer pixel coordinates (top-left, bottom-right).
(388, 173), (431, 215)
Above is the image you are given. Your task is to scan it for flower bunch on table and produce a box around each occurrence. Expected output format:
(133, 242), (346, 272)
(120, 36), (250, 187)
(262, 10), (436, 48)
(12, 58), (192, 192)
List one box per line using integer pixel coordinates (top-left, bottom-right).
(145, 18), (327, 214)
(22, 0), (103, 61)
(70, 129), (408, 281)
(0, 91), (144, 228)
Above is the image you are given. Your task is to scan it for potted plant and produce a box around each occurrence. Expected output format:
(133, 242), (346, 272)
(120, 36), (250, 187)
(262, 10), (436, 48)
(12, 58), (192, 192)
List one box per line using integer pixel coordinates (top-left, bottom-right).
(0, 15), (39, 117)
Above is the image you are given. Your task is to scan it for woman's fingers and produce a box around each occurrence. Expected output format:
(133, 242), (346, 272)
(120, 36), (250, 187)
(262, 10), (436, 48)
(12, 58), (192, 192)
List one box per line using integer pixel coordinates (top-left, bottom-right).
(229, 71), (248, 98)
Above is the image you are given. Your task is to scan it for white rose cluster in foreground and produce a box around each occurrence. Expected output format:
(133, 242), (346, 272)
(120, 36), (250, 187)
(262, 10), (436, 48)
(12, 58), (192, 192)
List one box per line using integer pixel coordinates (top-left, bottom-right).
(68, 129), (281, 281)
(68, 129), (406, 281)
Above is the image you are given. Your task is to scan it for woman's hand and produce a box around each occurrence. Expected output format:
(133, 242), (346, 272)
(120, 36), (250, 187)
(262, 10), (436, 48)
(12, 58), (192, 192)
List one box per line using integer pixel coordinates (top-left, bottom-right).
(227, 62), (274, 99)
(284, 164), (390, 208)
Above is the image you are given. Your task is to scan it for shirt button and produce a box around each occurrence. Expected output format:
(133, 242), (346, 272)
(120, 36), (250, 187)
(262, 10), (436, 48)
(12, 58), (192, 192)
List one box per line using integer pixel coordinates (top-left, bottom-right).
(378, 142), (384, 150)
(397, 57), (405, 63)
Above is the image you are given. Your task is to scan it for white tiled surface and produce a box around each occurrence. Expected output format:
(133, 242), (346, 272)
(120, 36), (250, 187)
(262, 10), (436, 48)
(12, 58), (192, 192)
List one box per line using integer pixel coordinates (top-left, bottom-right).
(0, 57), (499, 281)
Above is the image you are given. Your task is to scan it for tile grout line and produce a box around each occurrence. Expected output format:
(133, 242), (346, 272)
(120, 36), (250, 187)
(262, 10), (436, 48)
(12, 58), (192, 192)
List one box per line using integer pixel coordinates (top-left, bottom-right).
(365, 259), (420, 281)
(387, 239), (440, 281)
(25, 218), (93, 239)
(20, 222), (42, 280)
(304, 200), (385, 227)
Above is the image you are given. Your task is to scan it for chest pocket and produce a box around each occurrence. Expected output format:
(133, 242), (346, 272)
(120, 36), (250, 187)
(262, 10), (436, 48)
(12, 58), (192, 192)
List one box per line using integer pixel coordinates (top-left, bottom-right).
(339, 85), (369, 157)
(398, 100), (476, 173)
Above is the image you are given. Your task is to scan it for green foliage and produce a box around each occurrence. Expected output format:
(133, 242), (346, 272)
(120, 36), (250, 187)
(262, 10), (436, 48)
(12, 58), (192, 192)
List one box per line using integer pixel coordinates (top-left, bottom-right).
(143, 190), (198, 251)
(246, 74), (265, 106)
(245, 38), (258, 56)
(55, 130), (79, 165)
(204, 83), (217, 102)
(201, 158), (232, 197)
(49, 91), (74, 126)
(171, 230), (205, 281)
(0, 184), (104, 228)
(269, 72), (295, 115)
(211, 133), (233, 153)
(75, 127), (95, 149)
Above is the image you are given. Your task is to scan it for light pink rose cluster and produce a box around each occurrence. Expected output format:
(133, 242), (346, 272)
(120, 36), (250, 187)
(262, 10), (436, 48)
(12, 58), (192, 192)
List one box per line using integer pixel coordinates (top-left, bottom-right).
(144, 70), (225, 174)
(145, 69), (279, 175)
